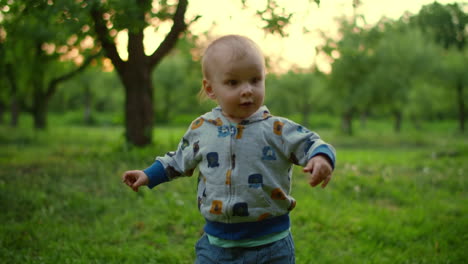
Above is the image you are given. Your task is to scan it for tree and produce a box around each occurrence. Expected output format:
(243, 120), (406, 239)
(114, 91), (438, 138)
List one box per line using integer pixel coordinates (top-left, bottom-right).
(0, 0), (100, 129)
(439, 47), (468, 125)
(0, 42), (7, 125)
(266, 69), (327, 128)
(411, 2), (468, 132)
(153, 35), (206, 124)
(87, 0), (313, 146)
(88, 0), (190, 146)
(2, 0), (318, 144)
(321, 14), (442, 134)
(366, 21), (438, 132)
(50, 64), (125, 126)
(320, 16), (377, 135)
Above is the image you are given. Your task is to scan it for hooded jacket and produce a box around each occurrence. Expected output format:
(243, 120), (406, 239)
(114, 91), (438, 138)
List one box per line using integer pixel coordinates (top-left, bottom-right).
(146, 106), (336, 240)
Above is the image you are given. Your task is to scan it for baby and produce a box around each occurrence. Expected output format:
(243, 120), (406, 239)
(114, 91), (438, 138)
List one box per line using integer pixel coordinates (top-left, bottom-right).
(122, 35), (336, 264)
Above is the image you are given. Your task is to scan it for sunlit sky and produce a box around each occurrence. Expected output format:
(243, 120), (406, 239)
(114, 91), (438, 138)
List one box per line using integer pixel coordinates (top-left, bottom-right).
(119, 0), (463, 73)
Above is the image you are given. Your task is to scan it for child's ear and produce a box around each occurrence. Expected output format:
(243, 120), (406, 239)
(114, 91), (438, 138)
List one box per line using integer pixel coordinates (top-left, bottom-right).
(203, 79), (216, 100)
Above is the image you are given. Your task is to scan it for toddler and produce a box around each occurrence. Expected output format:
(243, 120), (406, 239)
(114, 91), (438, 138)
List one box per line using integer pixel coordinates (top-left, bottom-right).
(122, 35), (336, 264)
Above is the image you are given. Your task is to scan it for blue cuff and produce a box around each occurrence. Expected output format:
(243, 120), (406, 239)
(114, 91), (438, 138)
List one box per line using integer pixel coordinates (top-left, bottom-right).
(309, 145), (336, 169)
(143, 160), (169, 188)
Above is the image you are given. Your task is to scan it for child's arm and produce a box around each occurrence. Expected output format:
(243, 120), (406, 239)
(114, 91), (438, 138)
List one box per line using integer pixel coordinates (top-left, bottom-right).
(122, 160), (169, 192)
(122, 119), (202, 192)
(303, 154), (333, 188)
(277, 119), (336, 188)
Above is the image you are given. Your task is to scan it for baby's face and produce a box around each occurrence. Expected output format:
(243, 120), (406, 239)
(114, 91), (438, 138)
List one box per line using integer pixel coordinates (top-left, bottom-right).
(204, 47), (265, 123)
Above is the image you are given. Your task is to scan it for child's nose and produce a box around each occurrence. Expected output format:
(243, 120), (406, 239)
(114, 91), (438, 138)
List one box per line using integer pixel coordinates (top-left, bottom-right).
(240, 84), (253, 96)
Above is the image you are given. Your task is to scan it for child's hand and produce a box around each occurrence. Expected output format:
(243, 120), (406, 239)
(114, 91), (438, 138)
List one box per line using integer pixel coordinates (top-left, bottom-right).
(122, 170), (149, 192)
(303, 155), (333, 188)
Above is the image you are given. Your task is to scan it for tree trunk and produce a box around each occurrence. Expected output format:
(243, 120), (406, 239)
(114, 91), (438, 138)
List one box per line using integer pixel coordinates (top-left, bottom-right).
(394, 110), (402, 133)
(32, 88), (48, 130)
(6, 63), (19, 127)
(302, 111), (310, 129)
(301, 103), (310, 128)
(410, 115), (422, 130)
(121, 64), (154, 146)
(29, 61), (48, 130)
(0, 101), (4, 124)
(341, 111), (353, 135)
(10, 90), (19, 127)
(83, 83), (93, 125)
(32, 105), (48, 129)
(456, 80), (465, 132)
(360, 111), (368, 129)
(161, 86), (171, 124)
(90, 0), (188, 147)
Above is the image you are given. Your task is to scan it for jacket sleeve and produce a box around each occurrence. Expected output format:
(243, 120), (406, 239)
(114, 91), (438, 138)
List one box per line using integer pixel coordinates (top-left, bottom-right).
(146, 123), (202, 188)
(280, 119), (336, 168)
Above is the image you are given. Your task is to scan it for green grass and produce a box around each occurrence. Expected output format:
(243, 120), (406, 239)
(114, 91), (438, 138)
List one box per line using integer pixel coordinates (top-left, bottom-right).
(0, 120), (467, 263)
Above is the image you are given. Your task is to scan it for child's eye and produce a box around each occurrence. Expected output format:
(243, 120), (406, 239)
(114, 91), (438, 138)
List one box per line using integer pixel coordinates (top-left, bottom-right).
(251, 77), (262, 84)
(225, 80), (238, 86)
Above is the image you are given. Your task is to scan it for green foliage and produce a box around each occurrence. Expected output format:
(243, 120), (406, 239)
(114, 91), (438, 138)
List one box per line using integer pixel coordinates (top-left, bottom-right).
(50, 67), (124, 113)
(256, 0), (293, 37)
(0, 0), (98, 128)
(406, 79), (453, 120)
(1, 0), (466, 135)
(411, 2), (468, 50)
(321, 17), (376, 117)
(1, 0), (93, 65)
(318, 2), (467, 133)
(409, 1), (468, 132)
(367, 23), (440, 115)
(266, 70), (329, 126)
(104, 0), (151, 32)
(440, 47), (468, 91)
(0, 120), (467, 263)
(152, 36), (210, 124)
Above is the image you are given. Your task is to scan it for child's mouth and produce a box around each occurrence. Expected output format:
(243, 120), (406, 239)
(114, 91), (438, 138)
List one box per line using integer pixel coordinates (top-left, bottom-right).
(240, 102), (253, 107)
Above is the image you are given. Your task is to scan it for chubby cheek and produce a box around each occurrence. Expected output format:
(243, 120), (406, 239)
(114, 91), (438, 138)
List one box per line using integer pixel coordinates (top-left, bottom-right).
(254, 88), (265, 103)
(219, 94), (239, 109)
(228, 97), (241, 108)
(226, 90), (241, 102)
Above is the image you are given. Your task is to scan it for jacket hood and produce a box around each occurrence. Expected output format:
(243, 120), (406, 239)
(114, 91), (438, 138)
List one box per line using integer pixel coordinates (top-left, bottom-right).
(200, 106), (272, 125)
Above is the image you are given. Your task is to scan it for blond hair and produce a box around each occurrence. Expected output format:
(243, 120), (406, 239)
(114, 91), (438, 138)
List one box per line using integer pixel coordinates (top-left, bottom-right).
(198, 35), (265, 101)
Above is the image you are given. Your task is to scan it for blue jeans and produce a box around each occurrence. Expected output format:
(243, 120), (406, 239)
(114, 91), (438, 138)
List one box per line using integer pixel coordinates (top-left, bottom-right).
(195, 233), (295, 264)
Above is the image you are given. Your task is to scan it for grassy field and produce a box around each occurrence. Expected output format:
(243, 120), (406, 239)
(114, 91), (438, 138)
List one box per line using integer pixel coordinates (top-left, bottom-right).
(0, 119), (467, 263)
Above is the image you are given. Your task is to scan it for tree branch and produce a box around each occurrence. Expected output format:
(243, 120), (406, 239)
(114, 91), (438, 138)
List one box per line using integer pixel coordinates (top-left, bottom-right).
(149, 0), (188, 68)
(90, 4), (125, 73)
(46, 52), (101, 99)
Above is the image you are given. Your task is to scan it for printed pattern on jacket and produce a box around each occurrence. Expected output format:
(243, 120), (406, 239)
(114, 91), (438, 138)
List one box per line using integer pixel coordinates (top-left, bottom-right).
(157, 106), (335, 225)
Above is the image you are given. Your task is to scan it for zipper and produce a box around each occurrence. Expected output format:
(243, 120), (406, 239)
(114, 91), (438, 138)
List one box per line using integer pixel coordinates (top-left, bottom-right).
(225, 121), (235, 223)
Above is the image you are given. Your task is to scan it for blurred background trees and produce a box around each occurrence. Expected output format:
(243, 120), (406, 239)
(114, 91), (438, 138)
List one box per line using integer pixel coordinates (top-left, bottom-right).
(0, 0), (466, 145)
(0, 0), (99, 129)
(319, 1), (467, 135)
(410, 2), (468, 132)
(1, 0), (306, 146)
